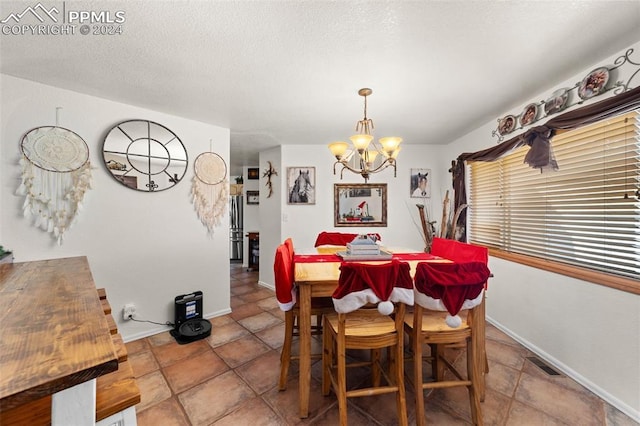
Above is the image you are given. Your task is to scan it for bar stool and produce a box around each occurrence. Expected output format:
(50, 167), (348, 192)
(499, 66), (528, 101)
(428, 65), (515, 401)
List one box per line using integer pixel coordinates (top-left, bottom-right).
(274, 240), (332, 390)
(430, 237), (490, 400)
(404, 261), (491, 426)
(322, 260), (414, 426)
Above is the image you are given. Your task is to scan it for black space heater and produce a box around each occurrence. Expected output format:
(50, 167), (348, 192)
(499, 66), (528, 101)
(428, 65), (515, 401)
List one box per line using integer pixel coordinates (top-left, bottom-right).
(170, 291), (212, 344)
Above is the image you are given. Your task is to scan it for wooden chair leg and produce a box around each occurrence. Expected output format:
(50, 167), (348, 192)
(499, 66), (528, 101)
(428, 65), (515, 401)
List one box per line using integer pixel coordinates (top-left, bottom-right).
(467, 339), (483, 426)
(478, 293), (488, 402)
(395, 335), (408, 426)
(414, 334), (425, 426)
(322, 316), (332, 396)
(371, 348), (381, 387)
(432, 344), (446, 381)
(336, 333), (348, 426)
(279, 310), (294, 390)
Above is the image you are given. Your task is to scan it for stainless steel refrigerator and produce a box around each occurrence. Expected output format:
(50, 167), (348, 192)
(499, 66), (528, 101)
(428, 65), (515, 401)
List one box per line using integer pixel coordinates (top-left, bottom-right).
(229, 195), (243, 261)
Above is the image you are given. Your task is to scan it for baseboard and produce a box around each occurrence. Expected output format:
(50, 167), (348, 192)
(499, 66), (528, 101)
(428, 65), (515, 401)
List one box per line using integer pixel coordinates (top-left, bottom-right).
(487, 316), (640, 423)
(123, 307), (232, 343)
(258, 280), (274, 291)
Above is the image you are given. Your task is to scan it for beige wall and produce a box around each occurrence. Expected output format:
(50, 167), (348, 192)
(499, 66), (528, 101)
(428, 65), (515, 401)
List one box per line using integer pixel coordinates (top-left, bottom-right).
(1, 74), (232, 342)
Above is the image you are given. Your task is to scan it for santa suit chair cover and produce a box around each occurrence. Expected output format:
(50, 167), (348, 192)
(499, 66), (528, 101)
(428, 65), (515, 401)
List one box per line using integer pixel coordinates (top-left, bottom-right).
(314, 231), (382, 247)
(284, 238), (294, 260)
(413, 261), (491, 328)
(431, 238), (488, 269)
(332, 259), (414, 314)
(274, 243), (296, 311)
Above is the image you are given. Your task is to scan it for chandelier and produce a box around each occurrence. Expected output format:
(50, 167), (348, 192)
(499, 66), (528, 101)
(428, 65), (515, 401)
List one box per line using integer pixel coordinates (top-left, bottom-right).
(328, 88), (402, 182)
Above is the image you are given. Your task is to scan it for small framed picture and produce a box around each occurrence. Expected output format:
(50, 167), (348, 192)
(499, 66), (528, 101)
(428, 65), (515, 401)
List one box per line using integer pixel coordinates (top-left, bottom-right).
(497, 115), (516, 135)
(247, 168), (259, 180)
(247, 190), (259, 205)
(519, 103), (538, 127)
(287, 167), (315, 204)
(410, 168), (431, 198)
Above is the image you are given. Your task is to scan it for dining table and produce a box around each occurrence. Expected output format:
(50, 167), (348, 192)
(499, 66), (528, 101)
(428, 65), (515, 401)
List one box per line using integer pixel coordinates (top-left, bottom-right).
(293, 246), (451, 418)
(0, 256), (118, 425)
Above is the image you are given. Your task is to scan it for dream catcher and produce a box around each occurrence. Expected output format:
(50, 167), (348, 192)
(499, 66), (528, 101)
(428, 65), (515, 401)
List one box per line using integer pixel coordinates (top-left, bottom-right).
(16, 122), (92, 245)
(191, 151), (228, 235)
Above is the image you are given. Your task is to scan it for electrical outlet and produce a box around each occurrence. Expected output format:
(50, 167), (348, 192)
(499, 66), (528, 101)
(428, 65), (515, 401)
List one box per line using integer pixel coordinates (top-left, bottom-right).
(123, 303), (136, 321)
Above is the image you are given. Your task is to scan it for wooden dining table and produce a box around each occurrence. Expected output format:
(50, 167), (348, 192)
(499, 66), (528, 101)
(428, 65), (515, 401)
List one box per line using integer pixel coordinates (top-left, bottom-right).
(0, 256), (118, 425)
(293, 246), (450, 418)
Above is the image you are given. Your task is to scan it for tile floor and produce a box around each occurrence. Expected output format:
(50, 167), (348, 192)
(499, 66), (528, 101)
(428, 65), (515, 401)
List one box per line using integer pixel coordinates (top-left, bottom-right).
(126, 263), (637, 425)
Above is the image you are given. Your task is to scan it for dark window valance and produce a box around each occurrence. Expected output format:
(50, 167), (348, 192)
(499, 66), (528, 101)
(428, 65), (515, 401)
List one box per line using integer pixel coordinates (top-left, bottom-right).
(453, 85), (640, 241)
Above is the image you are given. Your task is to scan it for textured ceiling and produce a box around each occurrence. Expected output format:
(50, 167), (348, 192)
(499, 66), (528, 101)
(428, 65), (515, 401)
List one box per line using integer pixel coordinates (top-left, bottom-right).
(2, 1), (640, 175)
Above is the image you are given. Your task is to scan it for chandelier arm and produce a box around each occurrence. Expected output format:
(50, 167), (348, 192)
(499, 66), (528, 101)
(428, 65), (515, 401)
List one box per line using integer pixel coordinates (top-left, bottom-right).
(365, 158), (395, 175)
(338, 160), (367, 176)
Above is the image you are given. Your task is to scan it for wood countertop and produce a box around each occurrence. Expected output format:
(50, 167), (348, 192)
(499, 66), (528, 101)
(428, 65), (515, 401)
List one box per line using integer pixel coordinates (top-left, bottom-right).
(0, 256), (118, 411)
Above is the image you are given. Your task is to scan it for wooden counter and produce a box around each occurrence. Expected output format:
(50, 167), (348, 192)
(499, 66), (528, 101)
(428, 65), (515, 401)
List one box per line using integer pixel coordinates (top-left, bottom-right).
(0, 256), (118, 411)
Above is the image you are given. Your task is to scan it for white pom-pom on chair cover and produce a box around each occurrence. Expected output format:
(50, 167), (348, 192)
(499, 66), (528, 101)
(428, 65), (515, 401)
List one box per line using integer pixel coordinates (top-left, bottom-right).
(413, 261), (491, 328)
(17, 126), (92, 245)
(377, 300), (394, 315)
(191, 152), (228, 236)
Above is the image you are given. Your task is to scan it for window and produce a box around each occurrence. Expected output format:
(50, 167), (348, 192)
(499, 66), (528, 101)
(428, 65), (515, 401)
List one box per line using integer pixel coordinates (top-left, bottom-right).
(468, 111), (640, 283)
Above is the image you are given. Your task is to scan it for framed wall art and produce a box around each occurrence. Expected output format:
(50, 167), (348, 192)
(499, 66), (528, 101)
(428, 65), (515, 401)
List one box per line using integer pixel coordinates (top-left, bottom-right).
(247, 190), (259, 205)
(497, 115), (516, 136)
(334, 183), (387, 227)
(247, 168), (259, 179)
(410, 168), (431, 198)
(519, 103), (539, 127)
(287, 167), (315, 204)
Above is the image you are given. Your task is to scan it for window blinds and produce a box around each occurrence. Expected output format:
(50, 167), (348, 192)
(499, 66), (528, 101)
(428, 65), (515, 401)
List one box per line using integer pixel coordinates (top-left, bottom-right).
(469, 111), (640, 280)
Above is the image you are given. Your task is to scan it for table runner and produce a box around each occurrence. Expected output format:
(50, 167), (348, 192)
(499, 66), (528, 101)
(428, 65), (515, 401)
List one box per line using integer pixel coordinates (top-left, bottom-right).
(294, 252), (443, 263)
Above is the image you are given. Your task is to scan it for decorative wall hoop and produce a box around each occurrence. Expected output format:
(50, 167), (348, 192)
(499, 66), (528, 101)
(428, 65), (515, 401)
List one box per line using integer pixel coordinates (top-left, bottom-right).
(21, 126), (89, 172)
(191, 151), (229, 236)
(16, 126), (92, 244)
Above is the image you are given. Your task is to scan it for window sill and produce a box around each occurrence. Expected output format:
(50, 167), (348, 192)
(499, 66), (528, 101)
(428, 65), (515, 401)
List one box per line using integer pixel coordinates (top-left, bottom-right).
(488, 249), (640, 295)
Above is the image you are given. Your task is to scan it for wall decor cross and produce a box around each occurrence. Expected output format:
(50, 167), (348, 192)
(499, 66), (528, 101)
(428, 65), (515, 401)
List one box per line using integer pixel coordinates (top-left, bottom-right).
(263, 160), (278, 198)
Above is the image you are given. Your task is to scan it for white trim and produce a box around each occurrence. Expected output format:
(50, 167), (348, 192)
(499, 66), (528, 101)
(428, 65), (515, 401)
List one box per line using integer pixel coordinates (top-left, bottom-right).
(122, 307), (232, 343)
(258, 280), (274, 291)
(414, 290), (483, 312)
(333, 287), (414, 314)
(278, 300), (295, 311)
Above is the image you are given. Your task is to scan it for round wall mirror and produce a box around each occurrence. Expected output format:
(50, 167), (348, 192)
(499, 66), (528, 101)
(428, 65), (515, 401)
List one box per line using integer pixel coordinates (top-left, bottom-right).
(102, 120), (188, 191)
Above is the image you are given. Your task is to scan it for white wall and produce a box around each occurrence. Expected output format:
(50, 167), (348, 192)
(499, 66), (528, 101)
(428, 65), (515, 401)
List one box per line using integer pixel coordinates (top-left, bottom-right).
(280, 144), (443, 251)
(257, 147), (282, 288)
(1, 75), (231, 342)
(441, 43), (640, 421)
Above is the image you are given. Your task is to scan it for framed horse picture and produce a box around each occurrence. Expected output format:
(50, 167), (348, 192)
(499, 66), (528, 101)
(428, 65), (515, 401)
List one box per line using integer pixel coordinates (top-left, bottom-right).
(287, 167), (316, 205)
(410, 168), (431, 198)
